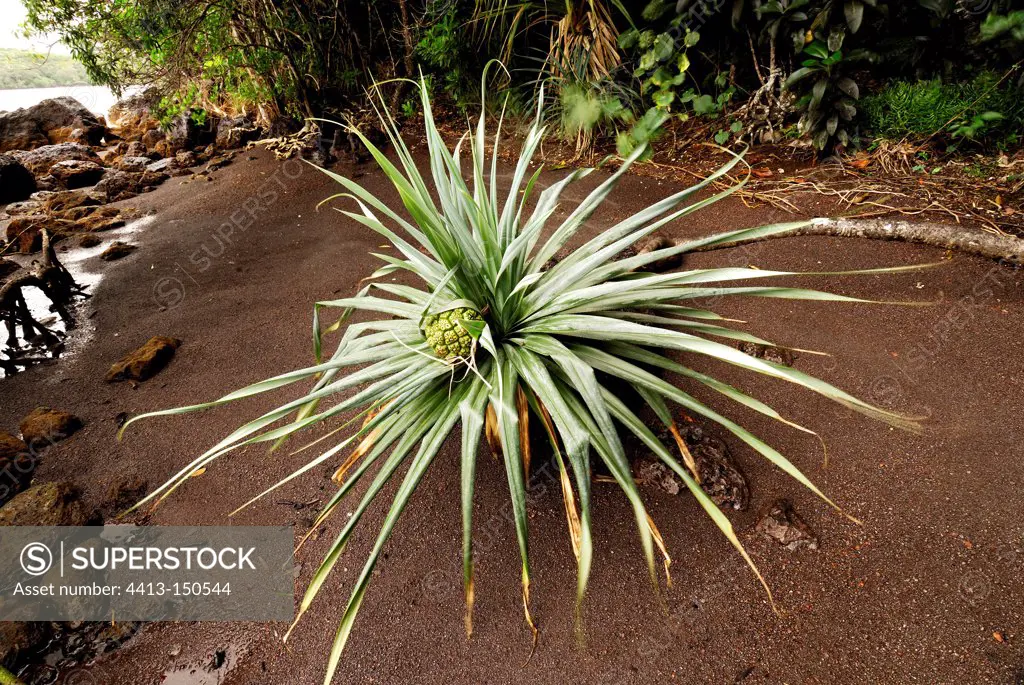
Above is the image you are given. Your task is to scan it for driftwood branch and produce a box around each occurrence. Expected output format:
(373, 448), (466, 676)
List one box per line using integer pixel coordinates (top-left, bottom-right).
(688, 218), (1024, 267)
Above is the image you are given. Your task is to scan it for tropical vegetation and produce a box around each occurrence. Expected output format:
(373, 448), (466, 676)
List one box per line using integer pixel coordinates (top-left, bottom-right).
(122, 80), (924, 683)
(17, 0), (1024, 153)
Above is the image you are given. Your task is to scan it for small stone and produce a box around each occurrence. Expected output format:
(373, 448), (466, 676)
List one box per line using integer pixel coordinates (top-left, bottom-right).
(99, 241), (137, 261)
(78, 234), (101, 248)
(12, 142), (100, 176)
(174, 150), (197, 168)
(93, 167), (166, 202)
(153, 138), (174, 159)
(685, 425), (749, 511)
(106, 335), (181, 382)
(125, 141), (147, 158)
(737, 341), (796, 367)
(146, 158), (174, 174)
(756, 499), (819, 551)
(54, 203), (113, 223)
(141, 128), (165, 152)
(103, 475), (148, 512)
(19, 406), (83, 447)
(206, 155), (231, 171)
(75, 211), (125, 233)
(632, 457), (681, 495)
(2, 199), (42, 216)
(0, 481), (98, 526)
(40, 188), (104, 212)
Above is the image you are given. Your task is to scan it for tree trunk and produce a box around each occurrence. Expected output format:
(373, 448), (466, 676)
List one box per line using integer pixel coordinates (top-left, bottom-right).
(389, 0), (417, 111)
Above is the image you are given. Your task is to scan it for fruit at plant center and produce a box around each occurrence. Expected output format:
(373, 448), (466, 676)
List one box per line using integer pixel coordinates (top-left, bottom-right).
(422, 307), (482, 361)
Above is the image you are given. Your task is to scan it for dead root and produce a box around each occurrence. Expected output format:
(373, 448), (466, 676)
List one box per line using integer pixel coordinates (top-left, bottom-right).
(1, 229), (87, 374)
(251, 123), (322, 160)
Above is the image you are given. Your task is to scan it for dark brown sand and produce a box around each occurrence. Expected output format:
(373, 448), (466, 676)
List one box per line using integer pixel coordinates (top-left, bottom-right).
(1, 148), (1022, 685)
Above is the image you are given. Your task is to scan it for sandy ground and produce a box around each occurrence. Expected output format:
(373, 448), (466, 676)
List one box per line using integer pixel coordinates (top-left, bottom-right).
(1, 146), (1023, 685)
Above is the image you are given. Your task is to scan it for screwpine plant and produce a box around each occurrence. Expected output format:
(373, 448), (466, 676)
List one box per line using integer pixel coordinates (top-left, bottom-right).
(123, 77), (922, 683)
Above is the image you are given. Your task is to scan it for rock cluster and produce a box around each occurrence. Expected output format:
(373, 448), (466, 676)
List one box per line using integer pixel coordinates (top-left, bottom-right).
(3, 189), (131, 254)
(0, 393), (161, 678)
(1, 91), (258, 258)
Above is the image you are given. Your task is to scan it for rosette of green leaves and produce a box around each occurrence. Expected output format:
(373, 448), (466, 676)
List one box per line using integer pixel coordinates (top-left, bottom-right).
(121, 73), (925, 684)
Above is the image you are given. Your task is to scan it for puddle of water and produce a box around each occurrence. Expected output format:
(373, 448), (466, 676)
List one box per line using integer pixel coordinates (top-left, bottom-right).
(0, 215), (155, 377)
(14, 621), (144, 685)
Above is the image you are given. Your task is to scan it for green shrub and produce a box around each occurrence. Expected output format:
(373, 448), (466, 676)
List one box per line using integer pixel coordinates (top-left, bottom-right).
(415, 7), (472, 104)
(861, 73), (1024, 145)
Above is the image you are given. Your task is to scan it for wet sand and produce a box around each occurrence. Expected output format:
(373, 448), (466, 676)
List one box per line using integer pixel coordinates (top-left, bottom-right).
(1, 147), (1022, 684)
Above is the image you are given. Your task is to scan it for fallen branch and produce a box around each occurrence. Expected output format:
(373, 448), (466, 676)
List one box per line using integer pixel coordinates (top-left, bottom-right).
(688, 218), (1024, 266)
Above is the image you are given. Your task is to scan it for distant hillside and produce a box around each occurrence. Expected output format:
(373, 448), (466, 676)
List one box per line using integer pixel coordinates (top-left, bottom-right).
(0, 48), (92, 89)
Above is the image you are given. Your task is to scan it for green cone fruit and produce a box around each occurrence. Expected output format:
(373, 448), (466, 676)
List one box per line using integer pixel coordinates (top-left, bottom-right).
(422, 307), (482, 361)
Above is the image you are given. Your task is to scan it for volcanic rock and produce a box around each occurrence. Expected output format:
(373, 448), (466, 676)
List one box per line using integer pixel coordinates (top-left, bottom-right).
(4, 214), (49, 253)
(99, 241), (137, 261)
(116, 155), (153, 172)
(2, 199), (41, 217)
(0, 97), (104, 152)
(215, 115), (261, 149)
(737, 341), (796, 367)
(19, 407), (83, 447)
(94, 169), (168, 202)
(12, 142), (100, 176)
(106, 336), (181, 382)
(166, 110), (216, 152)
(49, 159), (105, 189)
(756, 499), (820, 551)
(683, 424), (750, 511)
(0, 481), (98, 526)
